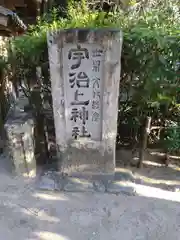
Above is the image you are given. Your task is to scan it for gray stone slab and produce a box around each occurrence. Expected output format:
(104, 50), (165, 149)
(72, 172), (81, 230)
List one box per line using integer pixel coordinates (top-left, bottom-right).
(107, 181), (136, 196)
(47, 28), (123, 180)
(115, 170), (136, 182)
(38, 175), (56, 191)
(37, 171), (62, 191)
(93, 181), (106, 193)
(63, 177), (95, 192)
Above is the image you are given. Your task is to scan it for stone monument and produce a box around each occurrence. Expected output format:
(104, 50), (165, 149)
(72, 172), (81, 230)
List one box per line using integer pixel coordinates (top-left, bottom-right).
(4, 90), (36, 178)
(47, 28), (123, 180)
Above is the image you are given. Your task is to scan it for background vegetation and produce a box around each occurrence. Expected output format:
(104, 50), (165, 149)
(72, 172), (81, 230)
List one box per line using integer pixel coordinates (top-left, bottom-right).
(1, 0), (179, 159)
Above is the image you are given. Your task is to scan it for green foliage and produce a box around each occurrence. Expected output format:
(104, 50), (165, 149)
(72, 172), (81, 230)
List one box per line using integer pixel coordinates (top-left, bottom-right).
(11, 0), (179, 67)
(0, 56), (7, 73)
(6, 0), (180, 149)
(163, 121), (180, 153)
(0, 55), (8, 84)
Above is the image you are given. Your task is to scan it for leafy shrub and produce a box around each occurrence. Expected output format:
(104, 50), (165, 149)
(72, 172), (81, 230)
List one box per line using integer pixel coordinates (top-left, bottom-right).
(5, 0), (180, 149)
(163, 121), (180, 153)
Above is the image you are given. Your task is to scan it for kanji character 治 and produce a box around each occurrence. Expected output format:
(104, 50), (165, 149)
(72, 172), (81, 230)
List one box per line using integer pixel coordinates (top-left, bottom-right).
(69, 73), (76, 88)
(69, 72), (90, 88)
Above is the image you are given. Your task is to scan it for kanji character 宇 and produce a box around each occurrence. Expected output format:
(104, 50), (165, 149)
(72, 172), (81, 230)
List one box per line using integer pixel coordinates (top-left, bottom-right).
(68, 45), (89, 70)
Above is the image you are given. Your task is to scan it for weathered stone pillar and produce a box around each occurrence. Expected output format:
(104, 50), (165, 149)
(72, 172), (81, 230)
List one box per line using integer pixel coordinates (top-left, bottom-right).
(47, 28), (123, 180)
(4, 92), (36, 177)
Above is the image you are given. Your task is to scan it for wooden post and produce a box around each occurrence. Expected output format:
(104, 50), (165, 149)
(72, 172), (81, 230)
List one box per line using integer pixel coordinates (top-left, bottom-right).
(36, 67), (49, 161)
(137, 116), (152, 168)
(0, 102), (3, 153)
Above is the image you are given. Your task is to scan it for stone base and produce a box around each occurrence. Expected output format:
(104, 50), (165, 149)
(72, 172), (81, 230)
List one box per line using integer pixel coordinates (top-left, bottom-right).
(64, 171), (114, 182)
(58, 142), (115, 181)
(37, 170), (136, 195)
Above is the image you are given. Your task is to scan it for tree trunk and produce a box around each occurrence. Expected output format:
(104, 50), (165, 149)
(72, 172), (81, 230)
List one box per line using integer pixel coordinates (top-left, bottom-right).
(137, 116), (151, 168)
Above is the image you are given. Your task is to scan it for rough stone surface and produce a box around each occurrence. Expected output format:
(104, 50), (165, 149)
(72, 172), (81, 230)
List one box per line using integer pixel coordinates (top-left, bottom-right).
(93, 180), (106, 192)
(63, 177), (95, 192)
(37, 171), (62, 191)
(107, 181), (136, 195)
(37, 171), (136, 195)
(4, 90), (36, 178)
(47, 28), (123, 179)
(38, 175), (56, 191)
(0, 155), (180, 239)
(0, 164), (180, 240)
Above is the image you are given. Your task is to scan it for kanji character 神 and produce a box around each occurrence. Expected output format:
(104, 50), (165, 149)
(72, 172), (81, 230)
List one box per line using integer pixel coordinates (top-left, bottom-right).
(70, 107), (88, 124)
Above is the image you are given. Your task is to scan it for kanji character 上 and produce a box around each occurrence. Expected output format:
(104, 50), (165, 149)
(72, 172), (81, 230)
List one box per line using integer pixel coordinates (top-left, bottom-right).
(71, 89), (89, 106)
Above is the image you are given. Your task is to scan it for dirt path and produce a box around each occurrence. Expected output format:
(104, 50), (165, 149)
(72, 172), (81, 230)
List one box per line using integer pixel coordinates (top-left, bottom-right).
(0, 151), (180, 240)
(0, 188), (180, 240)
(116, 148), (180, 191)
(0, 172), (179, 240)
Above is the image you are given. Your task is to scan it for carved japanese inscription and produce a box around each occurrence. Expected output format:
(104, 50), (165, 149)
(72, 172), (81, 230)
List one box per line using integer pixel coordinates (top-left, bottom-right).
(63, 44), (104, 141)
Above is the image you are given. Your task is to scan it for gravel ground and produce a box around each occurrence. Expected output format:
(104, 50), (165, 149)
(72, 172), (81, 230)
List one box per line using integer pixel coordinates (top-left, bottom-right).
(0, 171), (179, 240)
(0, 153), (180, 240)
